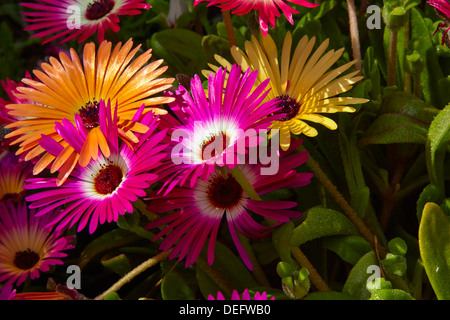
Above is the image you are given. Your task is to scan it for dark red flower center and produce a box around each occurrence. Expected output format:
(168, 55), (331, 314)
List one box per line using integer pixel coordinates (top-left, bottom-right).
(207, 175), (243, 209)
(94, 164), (123, 195)
(274, 95), (301, 122)
(85, 0), (115, 21)
(14, 249), (40, 270)
(79, 100), (100, 131)
(201, 132), (229, 160)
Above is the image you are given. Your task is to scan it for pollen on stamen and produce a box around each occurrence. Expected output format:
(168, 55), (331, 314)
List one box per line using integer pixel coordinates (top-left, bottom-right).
(79, 100), (100, 130)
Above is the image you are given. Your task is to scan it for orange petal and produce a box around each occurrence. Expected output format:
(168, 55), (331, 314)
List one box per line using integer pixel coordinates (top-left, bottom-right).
(94, 127), (110, 158)
(51, 145), (76, 173)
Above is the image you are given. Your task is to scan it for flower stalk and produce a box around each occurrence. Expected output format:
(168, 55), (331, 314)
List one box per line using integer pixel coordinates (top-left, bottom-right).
(223, 10), (237, 47)
(95, 250), (172, 300)
(347, 0), (362, 73)
(299, 146), (388, 259)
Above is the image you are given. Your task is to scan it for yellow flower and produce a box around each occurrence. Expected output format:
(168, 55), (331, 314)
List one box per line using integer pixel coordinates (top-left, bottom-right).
(5, 38), (174, 185)
(204, 32), (368, 150)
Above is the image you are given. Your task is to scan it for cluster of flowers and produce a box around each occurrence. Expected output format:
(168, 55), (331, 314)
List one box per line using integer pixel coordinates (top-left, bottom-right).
(0, 0), (368, 299)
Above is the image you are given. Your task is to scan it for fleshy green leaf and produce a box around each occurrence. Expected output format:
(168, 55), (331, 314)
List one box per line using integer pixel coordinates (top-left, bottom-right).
(342, 251), (378, 300)
(359, 91), (439, 146)
(196, 241), (258, 299)
(419, 202), (450, 300)
(101, 253), (132, 277)
(161, 271), (196, 300)
(324, 235), (372, 265)
(417, 183), (443, 220)
(79, 229), (141, 269)
(369, 289), (414, 300)
(290, 206), (359, 247)
(426, 103), (450, 189)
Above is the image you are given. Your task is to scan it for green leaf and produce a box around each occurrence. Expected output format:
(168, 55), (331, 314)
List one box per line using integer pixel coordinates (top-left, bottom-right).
(419, 202), (450, 300)
(290, 206), (359, 247)
(202, 34), (233, 65)
(417, 183), (443, 220)
(342, 251), (378, 299)
(196, 242), (258, 299)
(116, 214), (156, 241)
(101, 253), (132, 277)
(150, 28), (207, 77)
(410, 8), (445, 106)
(369, 289), (414, 300)
(79, 229), (141, 269)
(359, 91), (439, 146)
(426, 103), (450, 189)
(324, 235), (372, 265)
(104, 292), (121, 300)
(388, 237), (408, 256)
(272, 222), (297, 266)
(161, 271), (196, 300)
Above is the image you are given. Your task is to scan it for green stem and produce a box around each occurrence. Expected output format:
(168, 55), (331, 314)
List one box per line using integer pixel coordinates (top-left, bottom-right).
(404, 11), (411, 93)
(95, 250), (171, 300)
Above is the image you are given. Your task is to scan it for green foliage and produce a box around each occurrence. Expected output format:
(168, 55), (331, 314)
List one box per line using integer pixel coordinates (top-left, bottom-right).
(419, 203), (450, 300)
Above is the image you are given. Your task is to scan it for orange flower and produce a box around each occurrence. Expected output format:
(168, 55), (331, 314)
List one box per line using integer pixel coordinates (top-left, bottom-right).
(5, 38), (174, 185)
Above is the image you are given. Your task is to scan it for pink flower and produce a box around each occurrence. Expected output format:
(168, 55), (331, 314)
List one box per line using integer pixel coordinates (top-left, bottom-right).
(20, 0), (151, 44)
(24, 100), (168, 234)
(193, 0), (319, 36)
(146, 140), (312, 270)
(156, 64), (284, 194)
(0, 201), (74, 286)
(428, 0), (450, 46)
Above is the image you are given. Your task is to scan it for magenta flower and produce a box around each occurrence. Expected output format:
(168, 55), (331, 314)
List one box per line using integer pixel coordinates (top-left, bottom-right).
(428, 0), (450, 46)
(208, 289), (275, 300)
(193, 0), (319, 36)
(0, 284), (16, 300)
(0, 201), (74, 286)
(24, 100), (168, 234)
(20, 0), (151, 44)
(146, 140), (312, 269)
(157, 65), (284, 194)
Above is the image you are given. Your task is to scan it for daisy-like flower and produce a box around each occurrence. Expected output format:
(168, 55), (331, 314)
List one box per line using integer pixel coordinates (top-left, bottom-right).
(0, 201), (74, 286)
(205, 32), (368, 151)
(20, 0), (151, 44)
(5, 38), (174, 185)
(208, 289), (275, 300)
(0, 151), (33, 202)
(146, 140), (312, 269)
(157, 64), (284, 193)
(193, 0), (319, 36)
(24, 100), (168, 234)
(428, 0), (450, 47)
